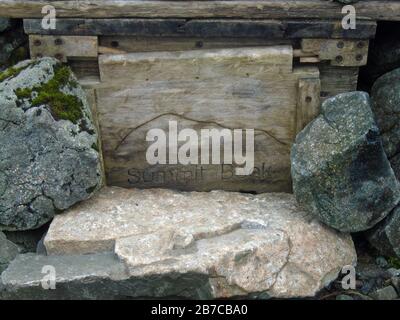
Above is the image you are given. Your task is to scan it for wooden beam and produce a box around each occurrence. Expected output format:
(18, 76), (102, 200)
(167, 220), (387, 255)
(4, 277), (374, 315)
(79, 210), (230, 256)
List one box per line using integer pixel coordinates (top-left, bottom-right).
(29, 35), (98, 62)
(24, 18), (377, 39)
(296, 77), (321, 133)
(1, 1), (400, 21)
(99, 36), (292, 53)
(301, 38), (369, 67)
(319, 64), (359, 102)
(98, 46), (294, 83)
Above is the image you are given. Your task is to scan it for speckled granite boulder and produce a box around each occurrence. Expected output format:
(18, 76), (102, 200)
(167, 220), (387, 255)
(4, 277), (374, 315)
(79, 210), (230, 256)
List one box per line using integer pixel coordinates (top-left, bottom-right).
(371, 68), (400, 180)
(0, 58), (102, 231)
(0, 187), (354, 299)
(292, 92), (400, 232)
(368, 206), (400, 258)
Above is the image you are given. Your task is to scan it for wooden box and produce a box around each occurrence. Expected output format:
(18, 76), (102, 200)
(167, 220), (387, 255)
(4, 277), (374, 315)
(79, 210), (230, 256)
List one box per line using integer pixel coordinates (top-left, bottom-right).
(19, 1), (381, 192)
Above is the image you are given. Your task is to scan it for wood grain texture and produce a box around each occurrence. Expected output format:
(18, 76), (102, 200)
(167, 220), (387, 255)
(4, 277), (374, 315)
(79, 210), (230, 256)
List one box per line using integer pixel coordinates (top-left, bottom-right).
(296, 77), (321, 133)
(319, 64), (359, 102)
(68, 58), (100, 80)
(24, 18), (377, 39)
(95, 46), (319, 192)
(99, 36), (291, 53)
(301, 38), (369, 66)
(84, 88), (107, 186)
(2, 1), (400, 21)
(29, 35), (98, 62)
(99, 46), (294, 82)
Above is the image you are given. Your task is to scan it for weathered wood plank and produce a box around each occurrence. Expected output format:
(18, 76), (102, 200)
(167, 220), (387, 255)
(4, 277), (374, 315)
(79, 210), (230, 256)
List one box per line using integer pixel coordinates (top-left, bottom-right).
(68, 59), (100, 81)
(29, 35), (98, 62)
(95, 47), (319, 193)
(319, 64), (359, 101)
(99, 36), (292, 53)
(2, 1), (400, 21)
(301, 38), (369, 66)
(296, 77), (321, 133)
(99, 46), (294, 82)
(24, 18), (376, 39)
(84, 88), (106, 187)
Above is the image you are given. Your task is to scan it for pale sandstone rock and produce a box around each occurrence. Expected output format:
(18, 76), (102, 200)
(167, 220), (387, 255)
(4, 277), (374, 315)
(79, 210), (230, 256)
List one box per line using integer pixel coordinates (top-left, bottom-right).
(42, 187), (356, 298)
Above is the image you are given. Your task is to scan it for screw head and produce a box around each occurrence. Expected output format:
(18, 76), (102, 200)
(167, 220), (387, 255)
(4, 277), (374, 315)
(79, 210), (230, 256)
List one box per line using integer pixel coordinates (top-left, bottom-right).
(33, 39), (41, 46)
(54, 53), (63, 60)
(335, 55), (344, 63)
(54, 38), (63, 45)
(356, 54), (364, 61)
(195, 41), (203, 48)
(337, 41), (345, 49)
(305, 96), (312, 103)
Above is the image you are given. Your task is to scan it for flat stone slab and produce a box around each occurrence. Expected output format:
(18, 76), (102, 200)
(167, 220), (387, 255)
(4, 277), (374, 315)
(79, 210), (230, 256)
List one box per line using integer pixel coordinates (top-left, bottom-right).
(37, 187), (356, 298)
(1, 253), (129, 299)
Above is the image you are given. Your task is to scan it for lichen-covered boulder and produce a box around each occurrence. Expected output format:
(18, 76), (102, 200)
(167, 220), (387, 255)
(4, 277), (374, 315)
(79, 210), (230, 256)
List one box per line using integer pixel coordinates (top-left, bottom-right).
(371, 68), (400, 180)
(0, 58), (102, 231)
(368, 206), (400, 258)
(291, 92), (400, 232)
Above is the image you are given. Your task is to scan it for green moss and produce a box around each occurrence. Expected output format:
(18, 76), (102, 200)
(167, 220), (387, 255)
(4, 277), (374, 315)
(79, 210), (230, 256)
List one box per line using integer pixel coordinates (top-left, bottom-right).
(388, 257), (400, 269)
(15, 87), (32, 99)
(32, 91), (83, 123)
(30, 65), (84, 124)
(7, 62), (85, 125)
(0, 66), (23, 82)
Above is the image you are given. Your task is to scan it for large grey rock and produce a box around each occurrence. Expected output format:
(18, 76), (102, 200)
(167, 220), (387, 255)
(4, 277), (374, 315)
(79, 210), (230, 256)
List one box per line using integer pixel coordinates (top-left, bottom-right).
(1, 253), (129, 299)
(291, 92), (400, 232)
(1, 252), (222, 300)
(371, 68), (400, 180)
(368, 206), (400, 258)
(0, 232), (19, 273)
(34, 187), (356, 299)
(0, 58), (102, 231)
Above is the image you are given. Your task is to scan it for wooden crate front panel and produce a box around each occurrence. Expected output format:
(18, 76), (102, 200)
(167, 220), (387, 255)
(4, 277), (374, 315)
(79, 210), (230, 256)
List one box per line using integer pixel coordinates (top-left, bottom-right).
(96, 46), (319, 192)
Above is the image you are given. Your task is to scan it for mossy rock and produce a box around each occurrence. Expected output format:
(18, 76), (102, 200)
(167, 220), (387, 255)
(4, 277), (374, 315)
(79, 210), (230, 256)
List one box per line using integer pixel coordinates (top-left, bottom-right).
(0, 58), (102, 231)
(13, 64), (83, 124)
